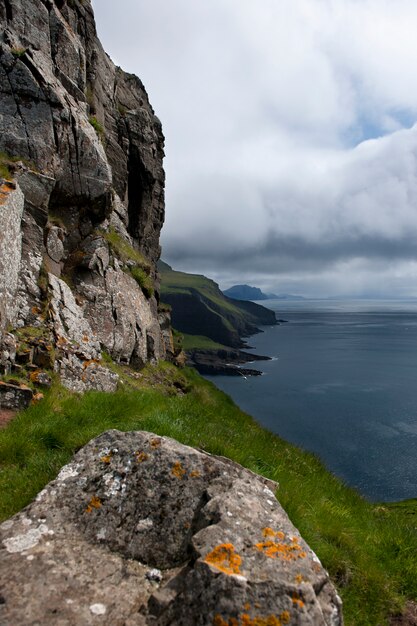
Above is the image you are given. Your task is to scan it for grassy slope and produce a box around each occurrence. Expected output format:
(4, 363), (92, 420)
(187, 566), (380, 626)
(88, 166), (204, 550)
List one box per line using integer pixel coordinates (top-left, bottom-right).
(159, 262), (275, 347)
(180, 333), (229, 351)
(159, 261), (242, 317)
(1, 362), (417, 626)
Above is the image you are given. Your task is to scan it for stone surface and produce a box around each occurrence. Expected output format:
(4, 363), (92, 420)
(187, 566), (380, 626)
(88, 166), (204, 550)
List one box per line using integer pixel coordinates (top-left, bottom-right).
(0, 430), (343, 625)
(0, 0), (172, 385)
(0, 380), (33, 409)
(48, 273), (118, 392)
(0, 182), (24, 333)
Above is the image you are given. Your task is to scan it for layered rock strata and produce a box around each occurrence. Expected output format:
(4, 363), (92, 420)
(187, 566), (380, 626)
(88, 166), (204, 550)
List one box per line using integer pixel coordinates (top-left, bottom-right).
(0, 0), (170, 395)
(0, 430), (343, 625)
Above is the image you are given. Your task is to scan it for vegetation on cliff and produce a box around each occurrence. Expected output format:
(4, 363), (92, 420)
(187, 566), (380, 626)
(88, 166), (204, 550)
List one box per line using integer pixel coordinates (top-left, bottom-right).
(1, 364), (417, 626)
(159, 261), (277, 349)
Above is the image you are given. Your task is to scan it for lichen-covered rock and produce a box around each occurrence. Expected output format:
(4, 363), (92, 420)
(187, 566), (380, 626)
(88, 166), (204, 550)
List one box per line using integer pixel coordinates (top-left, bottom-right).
(0, 380), (33, 409)
(0, 0), (171, 386)
(0, 181), (24, 333)
(0, 431), (343, 625)
(48, 273), (118, 392)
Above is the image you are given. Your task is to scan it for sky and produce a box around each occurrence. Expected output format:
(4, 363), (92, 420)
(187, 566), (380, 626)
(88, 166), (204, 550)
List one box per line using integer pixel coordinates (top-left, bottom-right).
(93, 0), (417, 297)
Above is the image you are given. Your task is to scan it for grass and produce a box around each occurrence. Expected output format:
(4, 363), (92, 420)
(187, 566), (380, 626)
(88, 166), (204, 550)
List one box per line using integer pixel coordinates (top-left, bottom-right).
(88, 115), (104, 138)
(159, 261), (273, 347)
(103, 227), (151, 270)
(160, 262), (242, 316)
(181, 333), (229, 351)
(11, 47), (26, 58)
(1, 364), (416, 625)
(102, 228), (154, 298)
(0, 151), (37, 180)
(130, 266), (154, 299)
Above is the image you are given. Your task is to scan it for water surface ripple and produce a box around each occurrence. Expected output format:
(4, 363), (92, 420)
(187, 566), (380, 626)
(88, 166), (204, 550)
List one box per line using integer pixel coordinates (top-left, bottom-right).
(206, 300), (417, 502)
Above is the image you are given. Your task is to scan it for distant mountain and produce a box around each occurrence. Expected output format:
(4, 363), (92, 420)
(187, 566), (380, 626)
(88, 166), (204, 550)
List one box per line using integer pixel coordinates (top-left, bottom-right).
(223, 285), (271, 301)
(223, 284), (305, 301)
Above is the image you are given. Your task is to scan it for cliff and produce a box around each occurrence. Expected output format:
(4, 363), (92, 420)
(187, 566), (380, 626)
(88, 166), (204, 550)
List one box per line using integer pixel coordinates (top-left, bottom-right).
(159, 261), (277, 349)
(159, 261), (278, 375)
(0, 0), (172, 396)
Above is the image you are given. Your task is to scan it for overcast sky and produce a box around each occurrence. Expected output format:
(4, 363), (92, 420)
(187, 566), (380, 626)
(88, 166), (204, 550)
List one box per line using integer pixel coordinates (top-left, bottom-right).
(93, 0), (417, 297)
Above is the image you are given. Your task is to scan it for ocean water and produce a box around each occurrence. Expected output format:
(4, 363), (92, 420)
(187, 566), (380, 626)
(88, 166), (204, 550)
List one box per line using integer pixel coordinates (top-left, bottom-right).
(206, 300), (417, 502)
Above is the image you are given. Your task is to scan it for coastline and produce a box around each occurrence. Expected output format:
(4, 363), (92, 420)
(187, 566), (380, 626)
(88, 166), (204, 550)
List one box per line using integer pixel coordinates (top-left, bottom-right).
(186, 346), (270, 376)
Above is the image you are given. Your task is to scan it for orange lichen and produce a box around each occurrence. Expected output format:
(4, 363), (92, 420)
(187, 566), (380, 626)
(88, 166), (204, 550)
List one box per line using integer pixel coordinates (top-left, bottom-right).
(82, 335), (89, 342)
(0, 182), (14, 205)
(85, 495), (102, 513)
(100, 454), (112, 464)
(82, 358), (99, 370)
(204, 543), (242, 575)
(255, 529), (306, 562)
(190, 469), (201, 478)
(294, 573), (306, 584)
(291, 593), (305, 609)
(29, 370), (41, 383)
(244, 603), (251, 612)
(262, 527), (285, 541)
(150, 438), (161, 448)
(136, 451), (149, 463)
(171, 461), (186, 479)
(213, 613), (291, 626)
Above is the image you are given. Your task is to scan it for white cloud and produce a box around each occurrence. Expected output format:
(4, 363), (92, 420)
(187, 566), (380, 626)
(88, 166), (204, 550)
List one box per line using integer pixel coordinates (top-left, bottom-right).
(93, 0), (417, 296)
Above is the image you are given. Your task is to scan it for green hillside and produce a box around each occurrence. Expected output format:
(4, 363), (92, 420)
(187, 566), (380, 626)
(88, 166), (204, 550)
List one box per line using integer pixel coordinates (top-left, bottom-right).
(159, 261), (276, 348)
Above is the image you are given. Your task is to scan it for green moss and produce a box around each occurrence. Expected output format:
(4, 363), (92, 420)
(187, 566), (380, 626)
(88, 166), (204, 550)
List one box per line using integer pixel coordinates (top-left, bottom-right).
(88, 116), (104, 138)
(48, 212), (67, 230)
(130, 266), (154, 299)
(0, 151), (37, 179)
(11, 47), (26, 58)
(102, 228), (154, 298)
(14, 326), (49, 342)
(172, 329), (183, 352)
(37, 263), (49, 296)
(117, 103), (128, 117)
(103, 227), (151, 270)
(85, 84), (94, 110)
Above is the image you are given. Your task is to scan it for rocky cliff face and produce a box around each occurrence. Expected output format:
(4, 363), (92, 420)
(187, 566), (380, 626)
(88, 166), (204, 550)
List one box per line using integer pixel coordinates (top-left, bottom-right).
(0, 0), (172, 394)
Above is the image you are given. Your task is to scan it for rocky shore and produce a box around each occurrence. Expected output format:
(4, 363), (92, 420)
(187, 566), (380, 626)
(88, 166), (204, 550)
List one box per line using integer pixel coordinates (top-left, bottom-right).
(187, 346), (271, 377)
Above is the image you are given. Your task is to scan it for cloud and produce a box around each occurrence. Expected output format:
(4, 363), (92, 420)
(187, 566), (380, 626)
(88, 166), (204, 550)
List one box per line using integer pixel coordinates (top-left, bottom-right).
(93, 0), (417, 296)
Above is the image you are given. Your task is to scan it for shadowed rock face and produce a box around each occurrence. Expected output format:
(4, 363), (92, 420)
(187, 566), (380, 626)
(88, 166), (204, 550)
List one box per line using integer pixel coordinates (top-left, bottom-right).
(0, 0), (170, 392)
(0, 430), (343, 625)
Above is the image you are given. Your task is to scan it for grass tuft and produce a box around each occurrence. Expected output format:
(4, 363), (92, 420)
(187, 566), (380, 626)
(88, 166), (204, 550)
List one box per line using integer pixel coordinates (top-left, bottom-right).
(88, 116), (104, 138)
(130, 266), (154, 299)
(102, 227), (154, 298)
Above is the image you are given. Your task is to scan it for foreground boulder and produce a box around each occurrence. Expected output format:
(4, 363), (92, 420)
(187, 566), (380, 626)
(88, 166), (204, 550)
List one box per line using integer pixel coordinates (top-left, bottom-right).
(0, 431), (343, 625)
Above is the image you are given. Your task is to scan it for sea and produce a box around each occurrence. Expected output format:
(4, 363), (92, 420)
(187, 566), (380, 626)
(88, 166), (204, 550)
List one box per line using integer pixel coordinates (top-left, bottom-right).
(205, 299), (417, 503)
